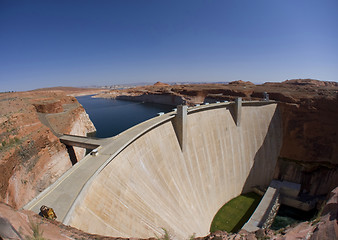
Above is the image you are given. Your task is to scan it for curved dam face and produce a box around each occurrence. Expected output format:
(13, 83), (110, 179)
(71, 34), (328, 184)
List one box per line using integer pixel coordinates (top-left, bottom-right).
(66, 103), (282, 239)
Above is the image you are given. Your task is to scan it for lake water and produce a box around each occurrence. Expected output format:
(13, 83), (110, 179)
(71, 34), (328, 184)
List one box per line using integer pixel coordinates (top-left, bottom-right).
(76, 95), (174, 138)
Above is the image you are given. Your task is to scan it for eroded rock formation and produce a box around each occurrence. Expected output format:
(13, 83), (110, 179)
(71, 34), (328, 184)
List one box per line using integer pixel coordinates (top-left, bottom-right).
(0, 202), (125, 240)
(0, 90), (96, 209)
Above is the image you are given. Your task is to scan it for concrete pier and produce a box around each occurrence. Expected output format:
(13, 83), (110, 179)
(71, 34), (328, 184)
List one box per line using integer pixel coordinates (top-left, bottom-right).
(172, 105), (188, 152)
(242, 180), (309, 232)
(234, 97), (242, 126)
(242, 183), (280, 232)
(59, 134), (106, 149)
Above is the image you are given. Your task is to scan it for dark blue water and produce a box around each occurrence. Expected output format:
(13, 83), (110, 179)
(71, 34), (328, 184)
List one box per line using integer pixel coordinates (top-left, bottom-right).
(76, 95), (173, 138)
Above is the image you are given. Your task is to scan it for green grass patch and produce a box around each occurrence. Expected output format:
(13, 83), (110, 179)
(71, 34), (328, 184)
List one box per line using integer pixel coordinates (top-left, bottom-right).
(210, 192), (262, 233)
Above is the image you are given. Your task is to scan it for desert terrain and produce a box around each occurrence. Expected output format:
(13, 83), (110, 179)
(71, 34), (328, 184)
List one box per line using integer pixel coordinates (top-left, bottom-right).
(0, 80), (337, 240)
(0, 88), (101, 209)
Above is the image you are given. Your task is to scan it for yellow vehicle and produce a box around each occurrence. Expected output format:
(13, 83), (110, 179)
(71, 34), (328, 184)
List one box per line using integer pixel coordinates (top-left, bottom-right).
(39, 205), (57, 220)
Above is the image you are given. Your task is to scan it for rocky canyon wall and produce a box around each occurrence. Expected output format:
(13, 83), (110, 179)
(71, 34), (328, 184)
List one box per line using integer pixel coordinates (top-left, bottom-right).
(0, 91), (95, 209)
(274, 97), (338, 196)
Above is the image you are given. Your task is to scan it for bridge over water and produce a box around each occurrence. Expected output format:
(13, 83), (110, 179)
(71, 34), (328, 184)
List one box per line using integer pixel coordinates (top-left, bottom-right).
(24, 99), (282, 239)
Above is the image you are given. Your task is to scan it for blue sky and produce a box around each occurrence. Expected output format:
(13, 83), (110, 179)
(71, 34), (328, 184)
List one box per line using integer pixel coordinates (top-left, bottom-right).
(1, 0), (337, 91)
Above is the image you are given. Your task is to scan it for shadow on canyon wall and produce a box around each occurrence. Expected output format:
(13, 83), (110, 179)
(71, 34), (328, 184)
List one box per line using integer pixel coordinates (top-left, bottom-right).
(241, 101), (338, 197)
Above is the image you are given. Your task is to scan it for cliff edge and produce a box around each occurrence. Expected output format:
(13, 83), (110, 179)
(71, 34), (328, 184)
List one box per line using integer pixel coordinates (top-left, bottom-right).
(0, 90), (96, 209)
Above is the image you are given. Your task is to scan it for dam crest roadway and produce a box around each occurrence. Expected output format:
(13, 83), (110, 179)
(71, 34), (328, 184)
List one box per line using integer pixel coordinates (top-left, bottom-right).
(24, 99), (283, 239)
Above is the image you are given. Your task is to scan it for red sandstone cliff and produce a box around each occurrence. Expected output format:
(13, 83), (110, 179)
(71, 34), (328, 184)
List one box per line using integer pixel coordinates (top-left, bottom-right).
(0, 90), (96, 209)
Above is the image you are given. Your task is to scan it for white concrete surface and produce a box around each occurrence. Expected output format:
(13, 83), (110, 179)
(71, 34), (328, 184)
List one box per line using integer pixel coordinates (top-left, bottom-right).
(64, 102), (282, 239)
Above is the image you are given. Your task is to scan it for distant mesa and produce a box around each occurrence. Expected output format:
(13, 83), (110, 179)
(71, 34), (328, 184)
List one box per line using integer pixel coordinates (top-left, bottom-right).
(228, 80), (254, 85)
(31, 86), (93, 92)
(154, 81), (170, 86)
(282, 79), (338, 87)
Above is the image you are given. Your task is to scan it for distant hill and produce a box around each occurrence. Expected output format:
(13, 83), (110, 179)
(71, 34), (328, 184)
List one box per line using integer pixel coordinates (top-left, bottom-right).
(30, 86), (100, 92)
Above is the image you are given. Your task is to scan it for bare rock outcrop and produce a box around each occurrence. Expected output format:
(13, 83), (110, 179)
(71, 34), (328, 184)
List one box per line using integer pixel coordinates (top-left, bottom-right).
(0, 202), (126, 240)
(274, 96), (338, 196)
(33, 100), (64, 113)
(228, 80), (254, 85)
(154, 81), (170, 86)
(282, 78), (338, 87)
(0, 90), (95, 209)
(310, 187), (338, 240)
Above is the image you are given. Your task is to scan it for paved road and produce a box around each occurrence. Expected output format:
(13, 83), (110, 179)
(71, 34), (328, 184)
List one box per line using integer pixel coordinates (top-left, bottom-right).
(23, 113), (175, 222)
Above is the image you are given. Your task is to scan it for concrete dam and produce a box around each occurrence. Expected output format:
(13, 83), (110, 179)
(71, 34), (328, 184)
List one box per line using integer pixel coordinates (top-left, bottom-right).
(24, 100), (282, 239)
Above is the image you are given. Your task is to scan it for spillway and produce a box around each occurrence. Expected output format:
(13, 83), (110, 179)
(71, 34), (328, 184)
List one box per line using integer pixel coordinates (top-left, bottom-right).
(62, 101), (282, 239)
